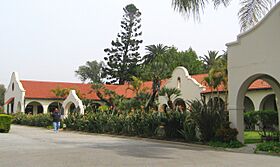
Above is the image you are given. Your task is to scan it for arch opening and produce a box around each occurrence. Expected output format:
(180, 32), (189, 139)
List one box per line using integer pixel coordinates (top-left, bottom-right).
(174, 98), (186, 112)
(25, 101), (43, 114)
(236, 74), (280, 142)
(207, 97), (225, 111)
(244, 96), (255, 112)
(48, 102), (62, 113)
(260, 94), (277, 111)
(64, 102), (81, 116)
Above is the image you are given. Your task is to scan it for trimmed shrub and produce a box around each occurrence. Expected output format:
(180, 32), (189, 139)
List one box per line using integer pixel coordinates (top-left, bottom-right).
(0, 114), (12, 133)
(12, 112), (52, 127)
(64, 110), (185, 139)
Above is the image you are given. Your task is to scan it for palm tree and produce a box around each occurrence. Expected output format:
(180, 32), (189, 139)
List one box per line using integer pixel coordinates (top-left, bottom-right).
(203, 76), (214, 103)
(200, 51), (222, 71)
(126, 76), (148, 96)
(171, 0), (277, 31)
(51, 87), (70, 111)
(75, 60), (103, 83)
(209, 52), (228, 111)
(159, 87), (182, 110)
(143, 44), (169, 64)
(142, 60), (171, 112)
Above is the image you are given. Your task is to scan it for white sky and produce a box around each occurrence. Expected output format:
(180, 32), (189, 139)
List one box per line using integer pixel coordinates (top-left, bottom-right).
(0, 0), (241, 87)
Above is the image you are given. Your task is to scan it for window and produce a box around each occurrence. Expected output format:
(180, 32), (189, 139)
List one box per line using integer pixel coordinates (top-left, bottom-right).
(177, 77), (181, 89)
(12, 83), (14, 91)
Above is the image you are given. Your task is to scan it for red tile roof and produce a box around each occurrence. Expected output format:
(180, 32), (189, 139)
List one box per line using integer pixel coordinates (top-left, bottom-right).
(20, 75), (271, 100)
(190, 74), (271, 93)
(21, 80), (118, 100)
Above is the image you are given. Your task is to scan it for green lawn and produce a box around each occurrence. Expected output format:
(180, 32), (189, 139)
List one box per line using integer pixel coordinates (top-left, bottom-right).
(244, 131), (262, 144)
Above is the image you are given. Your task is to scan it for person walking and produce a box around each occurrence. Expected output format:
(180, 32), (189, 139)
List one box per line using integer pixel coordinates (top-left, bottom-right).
(51, 108), (61, 133)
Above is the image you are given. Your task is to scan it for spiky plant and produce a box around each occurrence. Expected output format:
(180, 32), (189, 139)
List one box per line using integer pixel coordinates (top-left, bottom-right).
(159, 87), (182, 110)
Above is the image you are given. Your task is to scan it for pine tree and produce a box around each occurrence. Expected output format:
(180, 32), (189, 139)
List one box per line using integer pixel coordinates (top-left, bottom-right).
(103, 4), (143, 84)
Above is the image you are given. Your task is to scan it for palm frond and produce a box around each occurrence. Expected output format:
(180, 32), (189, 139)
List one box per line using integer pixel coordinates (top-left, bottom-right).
(238, 0), (276, 32)
(212, 0), (231, 8)
(172, 0), (208, 20)
(172, 0), (230, 19)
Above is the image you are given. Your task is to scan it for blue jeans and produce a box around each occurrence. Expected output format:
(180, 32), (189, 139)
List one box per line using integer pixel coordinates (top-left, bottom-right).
(53, 122), (60, 132)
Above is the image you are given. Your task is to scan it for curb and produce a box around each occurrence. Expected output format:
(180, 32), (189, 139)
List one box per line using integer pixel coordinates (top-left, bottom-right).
(61, 129), (217, 150)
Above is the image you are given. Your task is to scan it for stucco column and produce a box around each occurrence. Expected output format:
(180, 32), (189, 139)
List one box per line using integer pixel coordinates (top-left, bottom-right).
(43, 104), (48, 114)
(276, 98), (280, 141)
(229, 105), (244, 143)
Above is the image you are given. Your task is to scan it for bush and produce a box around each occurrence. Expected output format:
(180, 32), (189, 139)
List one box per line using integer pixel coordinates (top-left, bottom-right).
(208, 140), (244, 148)
(188, 99), (225, 142)
(256, 142), (280, 153)
(162, 111), (186, 139)
(0, 114), (12, 133)
(178, 113), (197, 141)
(215, 127), (238, 142)
(244, 110), (279, 140)
(256, 110), (278, 139)
(12, 112), (52, 127)
(64, 110), (187, 139)
(0, 106), (4, 114)
(244, 111), (257, 130)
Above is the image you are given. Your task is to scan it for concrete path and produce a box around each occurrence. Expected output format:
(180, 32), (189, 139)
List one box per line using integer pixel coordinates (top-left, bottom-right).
(0, 125), (280, 167)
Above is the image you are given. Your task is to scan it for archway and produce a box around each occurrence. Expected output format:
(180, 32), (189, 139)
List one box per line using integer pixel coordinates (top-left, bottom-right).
(174, 98), (186, 112)
(25, 101), (44, 114)
(244, 96), (255, 112)
(64, 102), (81, 116)
(47, 102), (62, 113)
(235, 74), (280, 142)
(260, 94), (277, 111)
(207, 97), (225, 110)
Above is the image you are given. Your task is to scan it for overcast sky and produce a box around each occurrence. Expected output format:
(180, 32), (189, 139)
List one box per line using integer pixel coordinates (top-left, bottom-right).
(0, 0), (241, 87)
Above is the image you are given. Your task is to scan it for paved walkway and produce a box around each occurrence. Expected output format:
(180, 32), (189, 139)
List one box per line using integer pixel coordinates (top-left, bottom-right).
(1, 125), (280, 167)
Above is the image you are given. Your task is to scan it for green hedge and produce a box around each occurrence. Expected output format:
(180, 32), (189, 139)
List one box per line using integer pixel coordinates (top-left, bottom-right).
(64, 111), (186, 139)
(12, 112), (52, 127)
(0, 114), (12, 133)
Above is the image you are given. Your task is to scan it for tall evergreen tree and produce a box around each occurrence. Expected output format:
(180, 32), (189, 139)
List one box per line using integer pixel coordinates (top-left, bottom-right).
(103, 4), (143, 84)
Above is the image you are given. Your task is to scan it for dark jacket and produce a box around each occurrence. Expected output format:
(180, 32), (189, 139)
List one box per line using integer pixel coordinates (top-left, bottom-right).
(52, 111), (61, 122)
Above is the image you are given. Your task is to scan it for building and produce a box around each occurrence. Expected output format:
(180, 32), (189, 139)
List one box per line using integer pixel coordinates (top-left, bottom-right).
(4, 67), (276, 116)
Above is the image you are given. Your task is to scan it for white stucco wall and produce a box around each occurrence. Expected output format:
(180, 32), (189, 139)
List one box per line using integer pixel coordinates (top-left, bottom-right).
(227, 2), (280, 142)
(159, 66), (205, 107)
(63, 90), (84, 116)
(4, 72), (25, 114)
